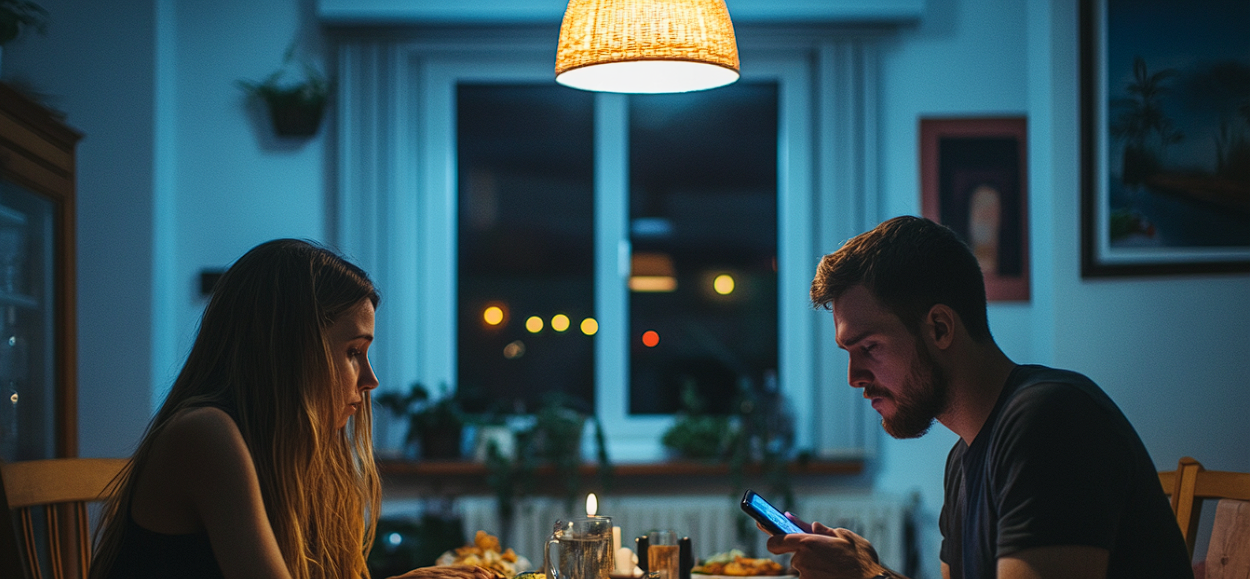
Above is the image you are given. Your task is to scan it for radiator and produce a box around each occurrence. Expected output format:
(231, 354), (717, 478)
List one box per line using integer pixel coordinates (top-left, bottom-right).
(457, 494), (912, 572)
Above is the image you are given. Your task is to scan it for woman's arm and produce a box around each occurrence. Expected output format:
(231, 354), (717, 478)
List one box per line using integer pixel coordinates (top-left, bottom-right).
(136, 407), (292, 579)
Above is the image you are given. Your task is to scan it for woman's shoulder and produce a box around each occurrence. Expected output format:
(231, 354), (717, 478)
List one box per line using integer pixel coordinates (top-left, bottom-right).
(132, 407), (252, 534)
(167, 406), (238, 432)
(153, 406), (249, 465)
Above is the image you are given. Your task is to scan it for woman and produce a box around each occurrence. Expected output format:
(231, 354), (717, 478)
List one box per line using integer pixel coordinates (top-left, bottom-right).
(90, 239), (490, 579)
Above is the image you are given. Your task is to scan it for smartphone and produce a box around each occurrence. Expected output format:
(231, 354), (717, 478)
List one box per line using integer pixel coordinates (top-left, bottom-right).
(740, 489), (806, 535)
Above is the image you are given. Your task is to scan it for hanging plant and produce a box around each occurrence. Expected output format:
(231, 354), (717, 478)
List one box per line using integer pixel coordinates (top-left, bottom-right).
(0, 0), (48, 46)
(237, 45), (329, 138)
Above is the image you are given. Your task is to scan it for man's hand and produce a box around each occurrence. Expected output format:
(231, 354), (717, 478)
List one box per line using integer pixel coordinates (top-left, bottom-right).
(766, 522), (894, 579)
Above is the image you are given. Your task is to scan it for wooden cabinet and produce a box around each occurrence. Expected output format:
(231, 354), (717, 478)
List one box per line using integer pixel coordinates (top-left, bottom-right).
(0, 83), (80, 459)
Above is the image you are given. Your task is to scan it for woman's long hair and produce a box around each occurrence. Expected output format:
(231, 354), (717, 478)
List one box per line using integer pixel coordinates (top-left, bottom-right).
(90, 239), (382, 579)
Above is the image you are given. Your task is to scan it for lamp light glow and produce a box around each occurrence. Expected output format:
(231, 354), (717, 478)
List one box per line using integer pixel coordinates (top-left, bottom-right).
(630, 252), (678, 293)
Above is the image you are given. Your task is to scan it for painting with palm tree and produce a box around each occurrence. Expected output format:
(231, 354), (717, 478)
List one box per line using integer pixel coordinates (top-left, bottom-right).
(1081, 0), (1250, 275)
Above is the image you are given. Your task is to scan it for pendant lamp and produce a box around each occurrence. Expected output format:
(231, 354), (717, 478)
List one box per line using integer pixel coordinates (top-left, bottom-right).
(555, 0), (740, 94)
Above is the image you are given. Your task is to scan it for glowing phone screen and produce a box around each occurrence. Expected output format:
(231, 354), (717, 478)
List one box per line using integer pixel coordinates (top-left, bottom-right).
(749, 493), (804, 534)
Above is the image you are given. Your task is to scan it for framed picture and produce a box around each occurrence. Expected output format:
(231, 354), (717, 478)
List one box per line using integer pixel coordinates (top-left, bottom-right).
(921, 117), (1029, 301)
(1080, 0), (1250, 276)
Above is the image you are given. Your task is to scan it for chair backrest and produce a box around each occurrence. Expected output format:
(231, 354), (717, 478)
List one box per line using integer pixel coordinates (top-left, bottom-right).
(0, 458), (128, 579)
(1161, 456), (1250, 572)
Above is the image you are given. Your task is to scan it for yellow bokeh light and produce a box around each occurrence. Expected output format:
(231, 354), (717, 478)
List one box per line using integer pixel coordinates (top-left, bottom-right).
(526, 316), (544, 333)
(552, 314), (571, 332)
(580, 317), (599, 336)
(713, 274), (735, 295)
(483, 305), (505, 325)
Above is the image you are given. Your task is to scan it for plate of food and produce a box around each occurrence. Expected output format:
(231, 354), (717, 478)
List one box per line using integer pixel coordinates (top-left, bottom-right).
(435, 530), (533, 579)
(692, 550), (795, 579)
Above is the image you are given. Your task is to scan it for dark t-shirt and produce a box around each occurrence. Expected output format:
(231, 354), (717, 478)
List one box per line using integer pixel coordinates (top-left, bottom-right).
(103, 509), (223, 579)
(938, 365), (1192, 579)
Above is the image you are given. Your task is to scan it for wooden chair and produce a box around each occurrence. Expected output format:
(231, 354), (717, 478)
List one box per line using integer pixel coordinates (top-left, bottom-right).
(1161, 456), (1250, 577)
(0, 458), (128, 579)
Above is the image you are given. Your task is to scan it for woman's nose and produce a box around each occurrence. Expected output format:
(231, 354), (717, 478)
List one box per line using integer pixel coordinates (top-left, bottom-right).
(360, 358), (379, 391)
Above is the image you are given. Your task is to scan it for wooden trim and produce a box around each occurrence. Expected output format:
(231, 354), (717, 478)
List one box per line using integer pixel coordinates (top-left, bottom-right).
(0, 82), (81, 459)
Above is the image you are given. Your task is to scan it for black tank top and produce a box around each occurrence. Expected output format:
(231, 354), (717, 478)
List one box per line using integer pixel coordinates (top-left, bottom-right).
(102, 511), (223, 579)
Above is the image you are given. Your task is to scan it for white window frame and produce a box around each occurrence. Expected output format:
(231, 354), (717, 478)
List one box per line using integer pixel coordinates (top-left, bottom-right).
(334, 27), (885, 461)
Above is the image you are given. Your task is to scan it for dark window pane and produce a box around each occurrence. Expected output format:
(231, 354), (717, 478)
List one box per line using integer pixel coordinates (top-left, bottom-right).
(456, 84), (596, 415)
(627, 83), (779, 415)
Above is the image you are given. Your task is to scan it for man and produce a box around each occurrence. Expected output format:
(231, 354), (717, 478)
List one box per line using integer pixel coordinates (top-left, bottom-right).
(766, 216), (1191, 579)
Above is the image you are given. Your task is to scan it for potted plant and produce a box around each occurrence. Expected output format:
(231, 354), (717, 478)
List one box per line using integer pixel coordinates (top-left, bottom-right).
(483, 394), (612, 546)
(374, 383), (466, 460)
(237, 45), (329, 138)
(0, 0), (47, 46)
(661, 382), (734, 460)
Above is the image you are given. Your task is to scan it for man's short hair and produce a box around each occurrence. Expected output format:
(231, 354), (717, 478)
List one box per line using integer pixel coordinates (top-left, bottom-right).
(811, 215), (992, 342)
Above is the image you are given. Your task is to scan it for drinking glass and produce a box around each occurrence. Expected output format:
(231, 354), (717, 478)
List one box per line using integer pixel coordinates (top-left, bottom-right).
(544, 516), (614, 579)
(647, 530), (679, 579)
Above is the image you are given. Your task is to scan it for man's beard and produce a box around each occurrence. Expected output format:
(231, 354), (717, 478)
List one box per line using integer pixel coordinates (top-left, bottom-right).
(869, 339), (949, 439)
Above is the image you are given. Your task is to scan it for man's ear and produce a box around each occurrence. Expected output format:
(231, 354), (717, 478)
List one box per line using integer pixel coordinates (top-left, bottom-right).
(926, 304), (957, 349)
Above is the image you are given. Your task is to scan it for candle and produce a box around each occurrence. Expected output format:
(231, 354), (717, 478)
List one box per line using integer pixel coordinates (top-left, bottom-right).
(586, 493), (598, 517)
(613, 526), (622, 570)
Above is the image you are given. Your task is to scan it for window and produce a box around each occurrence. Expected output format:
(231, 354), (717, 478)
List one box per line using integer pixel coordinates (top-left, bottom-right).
(454, 81), (779, 421)
(626, 86), (778, 415)
(337, 30), (883, 460)
(456, 85), (597, 414)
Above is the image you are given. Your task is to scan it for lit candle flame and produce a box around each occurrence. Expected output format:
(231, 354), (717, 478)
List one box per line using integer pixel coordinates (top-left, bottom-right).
(586, 493), (598, 517)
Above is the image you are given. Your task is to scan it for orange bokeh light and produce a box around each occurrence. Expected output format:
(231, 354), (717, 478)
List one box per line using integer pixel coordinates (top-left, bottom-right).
(641, 330), (660, 348)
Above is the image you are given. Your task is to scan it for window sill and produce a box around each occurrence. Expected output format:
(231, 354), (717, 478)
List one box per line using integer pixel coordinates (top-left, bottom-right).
(377, 457), (865, 497)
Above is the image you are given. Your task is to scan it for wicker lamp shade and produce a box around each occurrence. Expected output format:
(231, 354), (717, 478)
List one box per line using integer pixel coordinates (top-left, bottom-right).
(555, 0), (740, 94)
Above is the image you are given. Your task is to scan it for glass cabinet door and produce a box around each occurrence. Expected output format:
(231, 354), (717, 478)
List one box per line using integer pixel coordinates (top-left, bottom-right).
(0, 182), (55, 461)
(0, 82), (80, 460)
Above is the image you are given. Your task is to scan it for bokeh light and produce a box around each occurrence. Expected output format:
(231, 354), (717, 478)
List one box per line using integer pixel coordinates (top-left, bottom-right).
(581, 317), (599, 336)
(713, 274), (735, 295)
(503, 340), (526, 359)
(641, 330), (660, 348)
(525, 316), (544, 333)
(552, 314), (571, 332)
(483, 305), (505, 325)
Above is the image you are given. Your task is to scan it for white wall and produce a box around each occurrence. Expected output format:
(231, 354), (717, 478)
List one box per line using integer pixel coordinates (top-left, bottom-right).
(160, 0), (330, 404)
(4, 0), (1248, 577)
(874, 1), (1031, 573)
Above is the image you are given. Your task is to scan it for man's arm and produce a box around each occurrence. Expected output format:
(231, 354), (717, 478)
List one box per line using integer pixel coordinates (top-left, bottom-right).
(997, 545), (1109, 579)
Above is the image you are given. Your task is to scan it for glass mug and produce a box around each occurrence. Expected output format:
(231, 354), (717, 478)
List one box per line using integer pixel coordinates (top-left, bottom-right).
(647, 530), (679, 579)
(544, 516), (615, 579)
